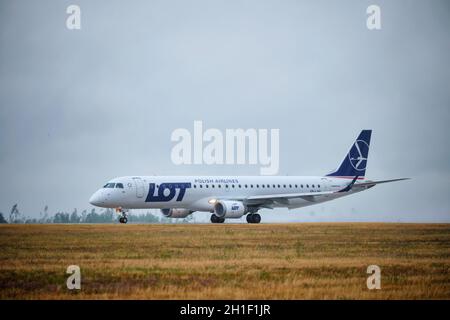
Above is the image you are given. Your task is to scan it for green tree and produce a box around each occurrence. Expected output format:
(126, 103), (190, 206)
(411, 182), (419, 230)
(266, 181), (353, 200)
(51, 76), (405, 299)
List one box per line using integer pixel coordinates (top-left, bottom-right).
(80, 209), (87, 223)
(39, 205), (49, 223)
(85, 208), (100, 223)
(9, 204), (21, 223)
(70, 208), (80, 223)
(0, 212), (7, 223)
(53, 212), (70, 223)
(99, 208), (114, 223)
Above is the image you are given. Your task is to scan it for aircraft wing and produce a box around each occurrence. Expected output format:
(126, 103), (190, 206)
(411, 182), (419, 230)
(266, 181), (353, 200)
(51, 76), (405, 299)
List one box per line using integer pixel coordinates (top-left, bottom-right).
(243, 191), (336, 206)
(246, 191), (334, 201)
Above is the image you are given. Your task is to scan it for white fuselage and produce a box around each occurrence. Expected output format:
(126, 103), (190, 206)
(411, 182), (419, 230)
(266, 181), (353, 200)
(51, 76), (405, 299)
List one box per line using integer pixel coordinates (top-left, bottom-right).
(88, 130), (406, 223)
(89, 175), (365, 212)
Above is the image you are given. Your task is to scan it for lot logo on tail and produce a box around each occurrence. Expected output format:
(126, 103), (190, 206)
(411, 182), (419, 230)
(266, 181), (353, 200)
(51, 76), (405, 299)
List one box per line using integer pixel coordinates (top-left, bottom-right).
(348, 140), (369, 171)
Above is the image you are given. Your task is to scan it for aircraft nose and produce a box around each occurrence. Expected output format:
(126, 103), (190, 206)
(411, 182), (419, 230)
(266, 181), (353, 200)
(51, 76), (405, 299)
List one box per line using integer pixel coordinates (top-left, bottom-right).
(89, 190), (104, 206)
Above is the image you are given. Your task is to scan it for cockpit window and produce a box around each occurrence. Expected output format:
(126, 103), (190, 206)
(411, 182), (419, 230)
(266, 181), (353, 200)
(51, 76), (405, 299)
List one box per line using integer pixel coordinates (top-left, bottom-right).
(103, 183), (115, 188)
(116, 183), (124, 189)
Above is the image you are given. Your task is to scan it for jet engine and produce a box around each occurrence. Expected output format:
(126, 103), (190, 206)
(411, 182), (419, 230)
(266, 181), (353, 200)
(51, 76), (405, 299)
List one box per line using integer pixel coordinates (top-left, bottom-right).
(214, 200), (247, 218)
(161, 208), (192, 218)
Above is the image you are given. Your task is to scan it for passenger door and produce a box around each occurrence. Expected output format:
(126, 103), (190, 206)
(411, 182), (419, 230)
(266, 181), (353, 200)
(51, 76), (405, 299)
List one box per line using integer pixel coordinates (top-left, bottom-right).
(133, 177), (145, 198)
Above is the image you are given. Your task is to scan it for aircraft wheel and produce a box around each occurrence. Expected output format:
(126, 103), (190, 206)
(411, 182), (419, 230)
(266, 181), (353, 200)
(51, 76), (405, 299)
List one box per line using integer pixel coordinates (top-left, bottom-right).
(211, 215), (225, 223)
(119, 217), (128, 224)
(211, 214), (219, 223)
(247, 214), (261, 224)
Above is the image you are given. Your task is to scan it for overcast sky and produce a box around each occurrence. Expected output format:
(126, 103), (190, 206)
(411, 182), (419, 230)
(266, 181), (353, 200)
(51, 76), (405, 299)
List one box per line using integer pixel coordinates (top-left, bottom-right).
(0, 0), (449, 222)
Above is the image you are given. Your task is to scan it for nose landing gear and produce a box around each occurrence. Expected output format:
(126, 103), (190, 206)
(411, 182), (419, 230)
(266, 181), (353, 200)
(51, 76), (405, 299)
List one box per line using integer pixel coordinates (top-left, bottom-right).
(119, 216), (128, 224)
(116, 208), (129, 224)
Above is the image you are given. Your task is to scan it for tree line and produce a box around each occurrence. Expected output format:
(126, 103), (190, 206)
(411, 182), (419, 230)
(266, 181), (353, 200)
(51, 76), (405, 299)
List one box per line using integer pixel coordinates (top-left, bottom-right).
(0, 204), (195, 224)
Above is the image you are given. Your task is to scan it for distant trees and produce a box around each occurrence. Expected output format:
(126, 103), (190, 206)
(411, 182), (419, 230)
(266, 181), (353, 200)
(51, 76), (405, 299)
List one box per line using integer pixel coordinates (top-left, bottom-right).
(70, 208), (79, 223)
(181, 214), (195, 224)
(9, 204), (21, 223)
(53, 212), (70, 223)
(0, 204), (195, 224)
(128, 211), (161, 223)
(39, 205), (50, 223)
(84, 208), (114, 223)
(80, 209), (87, 222)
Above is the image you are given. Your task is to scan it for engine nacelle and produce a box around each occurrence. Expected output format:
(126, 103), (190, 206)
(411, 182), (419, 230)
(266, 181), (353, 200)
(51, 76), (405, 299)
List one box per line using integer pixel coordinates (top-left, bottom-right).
(214, 200), (247, 218)
(161, 208), (192, 218)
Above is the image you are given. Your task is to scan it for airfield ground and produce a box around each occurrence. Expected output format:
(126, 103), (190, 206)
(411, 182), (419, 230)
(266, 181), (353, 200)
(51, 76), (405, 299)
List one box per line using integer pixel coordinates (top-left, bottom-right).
(0, 223), (449, 299)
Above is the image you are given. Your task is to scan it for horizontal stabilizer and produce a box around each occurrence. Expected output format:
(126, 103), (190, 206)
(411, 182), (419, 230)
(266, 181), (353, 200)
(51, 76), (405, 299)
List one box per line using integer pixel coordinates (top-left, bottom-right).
(353, 178), (410, 188)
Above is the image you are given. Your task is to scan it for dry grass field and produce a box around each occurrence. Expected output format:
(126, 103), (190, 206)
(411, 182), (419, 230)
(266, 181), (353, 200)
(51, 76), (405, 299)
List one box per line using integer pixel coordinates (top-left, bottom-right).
(0, 223), (449, 299)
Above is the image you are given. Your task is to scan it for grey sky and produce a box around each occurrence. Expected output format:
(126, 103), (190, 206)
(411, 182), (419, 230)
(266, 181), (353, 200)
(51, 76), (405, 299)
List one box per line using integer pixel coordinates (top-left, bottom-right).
(0, 0), (449, 222)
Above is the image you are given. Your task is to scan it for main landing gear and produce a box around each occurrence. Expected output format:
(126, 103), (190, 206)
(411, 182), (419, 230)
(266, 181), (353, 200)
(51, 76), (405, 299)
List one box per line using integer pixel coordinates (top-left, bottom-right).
(116, 208), (128, 224)
(246, 213), (261, 224)
(210, 214), (225, 224)
(210, 213), (262, 223)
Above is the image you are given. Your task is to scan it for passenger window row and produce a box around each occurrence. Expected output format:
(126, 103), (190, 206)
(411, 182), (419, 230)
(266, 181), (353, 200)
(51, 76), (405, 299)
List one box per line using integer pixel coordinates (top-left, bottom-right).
(189, 184), (321, 189)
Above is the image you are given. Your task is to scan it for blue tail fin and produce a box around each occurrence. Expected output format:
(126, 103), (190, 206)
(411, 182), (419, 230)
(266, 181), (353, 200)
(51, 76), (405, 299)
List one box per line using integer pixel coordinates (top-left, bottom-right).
(326, 130), (372, 178)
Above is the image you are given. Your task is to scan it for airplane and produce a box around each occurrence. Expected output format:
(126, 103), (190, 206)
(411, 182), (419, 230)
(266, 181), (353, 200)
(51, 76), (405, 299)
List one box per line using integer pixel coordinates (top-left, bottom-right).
(89, 130), (409, 224)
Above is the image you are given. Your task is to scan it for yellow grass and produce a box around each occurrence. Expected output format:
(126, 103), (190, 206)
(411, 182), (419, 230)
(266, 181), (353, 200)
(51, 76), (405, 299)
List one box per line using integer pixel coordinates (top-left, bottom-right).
(0, 223), (449, 299)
